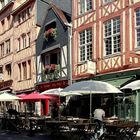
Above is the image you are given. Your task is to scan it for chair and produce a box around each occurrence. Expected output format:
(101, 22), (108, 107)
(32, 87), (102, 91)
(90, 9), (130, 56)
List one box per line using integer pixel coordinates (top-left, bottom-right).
(125, 123), (139, 140)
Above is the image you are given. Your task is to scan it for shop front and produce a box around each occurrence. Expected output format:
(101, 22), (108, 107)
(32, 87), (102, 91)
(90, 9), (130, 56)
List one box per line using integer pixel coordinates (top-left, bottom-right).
(35, 80), (69, 116)
(92, 69), (140, 122)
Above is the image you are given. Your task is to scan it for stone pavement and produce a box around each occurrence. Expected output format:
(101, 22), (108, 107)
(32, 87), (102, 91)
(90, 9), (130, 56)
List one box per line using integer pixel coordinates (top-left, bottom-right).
(0, 130), (72, 140)
(0, 130), (140, 140)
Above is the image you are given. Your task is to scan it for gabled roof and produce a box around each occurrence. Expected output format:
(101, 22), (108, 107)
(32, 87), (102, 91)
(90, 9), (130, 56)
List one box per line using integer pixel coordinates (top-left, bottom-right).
(49, 3), (70, 26)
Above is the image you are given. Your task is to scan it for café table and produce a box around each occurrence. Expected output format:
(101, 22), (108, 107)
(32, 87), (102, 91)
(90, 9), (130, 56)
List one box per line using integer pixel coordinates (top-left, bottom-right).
(103, 120), (139, 140)
(45, 120), (68, 133)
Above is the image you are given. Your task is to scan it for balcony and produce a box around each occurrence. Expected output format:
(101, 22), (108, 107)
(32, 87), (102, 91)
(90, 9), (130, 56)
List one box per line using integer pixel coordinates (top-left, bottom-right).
(42, 64), (60, 81)
(44, 64), (57, 74)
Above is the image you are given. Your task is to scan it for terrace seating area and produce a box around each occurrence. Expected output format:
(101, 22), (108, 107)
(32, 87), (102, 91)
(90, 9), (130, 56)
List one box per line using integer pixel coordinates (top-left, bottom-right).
(0, 113), (139, 140)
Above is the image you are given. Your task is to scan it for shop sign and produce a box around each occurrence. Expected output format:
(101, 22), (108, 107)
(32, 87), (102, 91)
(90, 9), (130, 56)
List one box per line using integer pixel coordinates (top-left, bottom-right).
(0, 80), (13, 90)
(36, 80), (69, 92)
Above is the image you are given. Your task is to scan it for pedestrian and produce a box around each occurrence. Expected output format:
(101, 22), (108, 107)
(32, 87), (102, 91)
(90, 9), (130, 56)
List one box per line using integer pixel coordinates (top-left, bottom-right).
(93, 105), (105, 131)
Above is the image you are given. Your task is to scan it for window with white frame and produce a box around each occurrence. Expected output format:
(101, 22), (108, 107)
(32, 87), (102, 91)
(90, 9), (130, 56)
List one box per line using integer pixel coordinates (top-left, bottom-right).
(17, 38), (21, 51)
(0, 43), (4, 57)
(27, 32), (31, 47)
(22, 34), (26, 48)
(136, 8), (140, 48)
(18, 60), (31, 81)
(28, 60), (31, 79)
(5, 64), (11, 77)
(5, 39), (10, 55)
(18, 63), (21, 81)
(22, 62), (27, 80)
(104, 17), (120, 55)
(17, 6), (31, 25)
(103, 0), (113, 4)
(79, 28), (92, 62)
(79, 0), (92, 15)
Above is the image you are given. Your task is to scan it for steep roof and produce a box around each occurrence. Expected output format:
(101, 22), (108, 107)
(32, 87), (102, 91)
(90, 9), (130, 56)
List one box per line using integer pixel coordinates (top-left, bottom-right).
(50, 3), (70, 26)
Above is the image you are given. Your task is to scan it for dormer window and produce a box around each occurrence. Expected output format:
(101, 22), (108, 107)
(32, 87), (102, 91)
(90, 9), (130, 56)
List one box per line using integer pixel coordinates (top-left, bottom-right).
(44, 21), (57, 41)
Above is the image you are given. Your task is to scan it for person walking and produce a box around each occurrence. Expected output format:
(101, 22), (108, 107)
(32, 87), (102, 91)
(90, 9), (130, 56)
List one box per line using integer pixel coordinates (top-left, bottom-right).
(93, 105), (105, 130)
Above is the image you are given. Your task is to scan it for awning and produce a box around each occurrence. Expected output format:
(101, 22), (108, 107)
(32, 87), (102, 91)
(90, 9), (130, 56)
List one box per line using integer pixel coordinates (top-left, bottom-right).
(40, 44), (60, 54)
(120, 80), (140, 91)
(104, 77), (133, 88)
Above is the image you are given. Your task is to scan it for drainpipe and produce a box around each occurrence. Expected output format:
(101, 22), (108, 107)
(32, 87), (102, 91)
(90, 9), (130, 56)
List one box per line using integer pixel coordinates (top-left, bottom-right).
(65, 23), (72, 86)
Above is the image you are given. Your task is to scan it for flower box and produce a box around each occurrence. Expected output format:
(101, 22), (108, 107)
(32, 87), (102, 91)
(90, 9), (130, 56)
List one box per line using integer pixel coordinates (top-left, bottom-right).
(44, 28), (57, 41)
(45, 64), (56, 74)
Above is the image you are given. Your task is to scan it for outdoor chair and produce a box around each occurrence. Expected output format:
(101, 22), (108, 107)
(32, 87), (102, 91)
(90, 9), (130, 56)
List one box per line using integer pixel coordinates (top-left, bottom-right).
(125, 123), (139, 140)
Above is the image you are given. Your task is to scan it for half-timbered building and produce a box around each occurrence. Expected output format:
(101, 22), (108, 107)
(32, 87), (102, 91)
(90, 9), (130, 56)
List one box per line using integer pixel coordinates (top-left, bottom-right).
(72, 0), (140, 121)
(36, 4), (71, 92)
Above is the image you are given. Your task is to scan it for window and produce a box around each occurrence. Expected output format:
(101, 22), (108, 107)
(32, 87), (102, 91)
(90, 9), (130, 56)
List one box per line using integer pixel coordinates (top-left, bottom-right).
(17, 38), (21, 51)
(0, 66), (3, 81)
(5, 64), (11, 76)
(27, 7), (31, 17)
(0, 67), (3, 73)
(136, 8), (140, 48)
(79, 28), (92, 62)
(28, 60), (31, 78)
(22, 11), (26, 22)
(79, 0), (92, 15)
(103, 0), (113, 4)
(104, 17), (120, 55)
(1, 20), (5, 33)
(22, 34), (26, 48)
(22, 62), (27, 80)
(5, 39), (10, 54)
(18, 15), (21, 24)
(18, 64), (21, 81)
(17, 7), (31, 25)
(7, 16), (11, 29)
(27, 32), (31, 47)
(18, 61), (31, 81)
(0, 43), (4, 57)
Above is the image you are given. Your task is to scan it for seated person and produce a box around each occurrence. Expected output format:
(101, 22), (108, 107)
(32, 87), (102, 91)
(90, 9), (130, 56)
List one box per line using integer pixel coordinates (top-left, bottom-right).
(7, 108), (20, 118)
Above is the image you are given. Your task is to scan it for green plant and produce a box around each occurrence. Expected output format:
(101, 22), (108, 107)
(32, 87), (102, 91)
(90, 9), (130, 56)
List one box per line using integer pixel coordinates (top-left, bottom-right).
(44, 28), (57, 40)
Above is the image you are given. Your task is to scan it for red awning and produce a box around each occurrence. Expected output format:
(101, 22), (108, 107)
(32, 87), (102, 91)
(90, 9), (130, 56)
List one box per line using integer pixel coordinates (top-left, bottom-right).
(17, 93), (26, 98)
(20, 91), (53, 102)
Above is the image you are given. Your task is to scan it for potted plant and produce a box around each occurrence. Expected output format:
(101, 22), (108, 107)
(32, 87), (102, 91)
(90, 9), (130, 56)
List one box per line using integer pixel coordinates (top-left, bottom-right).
(44, 28), (57, 41)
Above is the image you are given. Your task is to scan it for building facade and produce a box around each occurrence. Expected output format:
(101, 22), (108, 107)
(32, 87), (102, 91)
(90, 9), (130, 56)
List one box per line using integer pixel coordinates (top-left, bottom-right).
(36, 4), (71, 92)
(0, 0), (71, 114)
(0, 0), (69, 115)
(72, 0), (140, 121)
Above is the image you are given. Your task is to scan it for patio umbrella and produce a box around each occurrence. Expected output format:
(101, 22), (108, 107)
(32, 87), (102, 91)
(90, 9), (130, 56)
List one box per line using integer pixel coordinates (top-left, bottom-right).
(0, 92), (20, 116)
(62, 80), (122, 120)
(41, 88), (81, 96)
(0, 92), (20, 101)
(21, 91), (53, 101)
(41, 88), (81, 120)
(17, 93), (26, 98)
(41, 88), (63, 95)
(120, 80), (140, 91)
